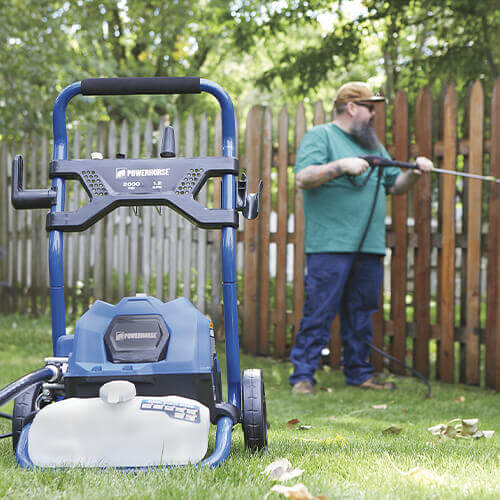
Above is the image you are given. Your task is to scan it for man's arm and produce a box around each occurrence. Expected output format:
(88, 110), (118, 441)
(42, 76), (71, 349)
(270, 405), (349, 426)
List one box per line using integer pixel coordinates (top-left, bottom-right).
(389, 156), (434, 195)
(296, 157), (370, 190)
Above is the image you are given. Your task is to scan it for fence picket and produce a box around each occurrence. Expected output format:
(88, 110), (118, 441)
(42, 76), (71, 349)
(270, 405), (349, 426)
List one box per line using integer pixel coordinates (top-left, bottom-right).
(11, 147), (18, 312)
(486, 78), (500, 390)
(391, 90), (409, 373)
(141, 118), (153, 294)
(0, 144), (8, 313)
(196, 114), (208, 312)
(438, 84), (457, 383)
(117, 121), (128, 298)
(40, 136), (49, 313)
(68, 129), (81, 315)
(105, 121), (117, 301)
(19, 139), (28, 314)
(168, 116), (181, 300)
(413, 86), (432, 377)
(258, 107), (272, 355)
(372, 99), (387, 372)
(28, 138), (37, 313)
(129, 120), (140, 295)
(209, 112), (222, 330)
(93, 123), (106, 300)
(464, 80), (484, 385)
(242, 106), (262, 354)
(293, 102), (306, 351)
(183, 115), (194, 300)
(154, 117), (166, 300)
(275, 105), (288, 357)
(313, 101), (325, 125)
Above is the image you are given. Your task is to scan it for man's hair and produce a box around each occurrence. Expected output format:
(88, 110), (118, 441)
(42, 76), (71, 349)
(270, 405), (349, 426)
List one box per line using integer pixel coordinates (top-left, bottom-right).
(334, 102), (348, 117)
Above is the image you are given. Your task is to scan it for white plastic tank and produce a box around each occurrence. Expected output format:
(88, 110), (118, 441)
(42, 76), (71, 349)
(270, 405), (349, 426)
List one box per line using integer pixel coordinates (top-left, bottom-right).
(28, 381), (210, 467)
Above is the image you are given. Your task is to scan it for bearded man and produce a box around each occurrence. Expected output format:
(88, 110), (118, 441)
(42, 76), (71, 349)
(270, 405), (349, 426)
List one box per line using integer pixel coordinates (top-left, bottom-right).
(290, 82), (433, 394)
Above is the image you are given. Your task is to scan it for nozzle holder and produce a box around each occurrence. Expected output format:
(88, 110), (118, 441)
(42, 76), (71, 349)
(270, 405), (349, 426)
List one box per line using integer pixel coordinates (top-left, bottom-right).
(11, 155), (56, 209)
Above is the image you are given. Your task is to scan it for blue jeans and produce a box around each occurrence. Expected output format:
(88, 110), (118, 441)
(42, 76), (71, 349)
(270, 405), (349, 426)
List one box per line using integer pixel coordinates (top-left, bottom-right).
(289, 253), (383, 386)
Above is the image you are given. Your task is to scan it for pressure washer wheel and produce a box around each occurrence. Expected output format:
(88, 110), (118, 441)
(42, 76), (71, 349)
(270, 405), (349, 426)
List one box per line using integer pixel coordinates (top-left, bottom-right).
(241, 369), (267, 451)
(11, 383), (43, 452)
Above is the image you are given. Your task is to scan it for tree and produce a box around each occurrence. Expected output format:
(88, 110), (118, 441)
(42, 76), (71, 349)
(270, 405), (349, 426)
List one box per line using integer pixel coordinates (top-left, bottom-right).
(231, 0), (500, 102)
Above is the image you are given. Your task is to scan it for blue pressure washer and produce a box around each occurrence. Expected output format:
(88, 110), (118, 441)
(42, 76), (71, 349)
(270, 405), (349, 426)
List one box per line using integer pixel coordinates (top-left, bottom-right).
(0, 78), (267, 468)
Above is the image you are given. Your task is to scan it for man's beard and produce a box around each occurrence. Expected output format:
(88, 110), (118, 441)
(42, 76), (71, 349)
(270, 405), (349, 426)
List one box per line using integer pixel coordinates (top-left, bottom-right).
(349, 118), (379, 150)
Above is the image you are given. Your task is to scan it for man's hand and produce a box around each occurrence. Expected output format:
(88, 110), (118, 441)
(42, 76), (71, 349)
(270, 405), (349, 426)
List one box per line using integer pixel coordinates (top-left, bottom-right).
(390, 156), (434, 194)
(410, 156), (434, 176)
(341, 157), (370, 176)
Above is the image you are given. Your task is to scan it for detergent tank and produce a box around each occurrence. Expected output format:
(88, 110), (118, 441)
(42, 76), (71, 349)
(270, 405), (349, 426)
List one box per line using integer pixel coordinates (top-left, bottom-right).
(27, 381), (211, 467)
(61, 296), (222, 421)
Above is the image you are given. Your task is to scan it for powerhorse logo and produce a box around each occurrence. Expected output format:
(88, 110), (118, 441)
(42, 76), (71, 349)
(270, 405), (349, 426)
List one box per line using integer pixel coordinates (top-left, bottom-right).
(116, 167), (170, 178)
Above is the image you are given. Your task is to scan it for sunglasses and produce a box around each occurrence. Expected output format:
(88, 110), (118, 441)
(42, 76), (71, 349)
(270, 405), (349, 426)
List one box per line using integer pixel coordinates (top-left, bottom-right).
(354, 101), (375, 112)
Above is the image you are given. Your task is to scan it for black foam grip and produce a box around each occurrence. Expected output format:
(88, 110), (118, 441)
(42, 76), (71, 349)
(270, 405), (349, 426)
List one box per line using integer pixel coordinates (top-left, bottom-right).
(81, 77), (201, 96)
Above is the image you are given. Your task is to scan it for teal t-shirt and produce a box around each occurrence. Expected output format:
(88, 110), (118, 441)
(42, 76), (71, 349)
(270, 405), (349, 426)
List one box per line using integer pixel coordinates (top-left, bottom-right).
(295, 123), (401, 255)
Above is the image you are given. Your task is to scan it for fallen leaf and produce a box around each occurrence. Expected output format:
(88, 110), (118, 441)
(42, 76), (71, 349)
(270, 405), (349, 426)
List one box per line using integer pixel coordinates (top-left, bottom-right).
(286, 419), (300, 429)
(428, 424), (446, 435)
(461, 418), (479, 436)
(371, 404), (387, 410)
(382, 425), (402, 435)
(262, 459), (304, 482)
(428, 418), (493, 440)
(472, 430), (495, 439)
(298, 425), (312, 430)
(401, 408), (408, 413)
(265, 483), (326, 500)
(319, 387), (332, 393)
(455, 396), (465, 403)
(403, 466), (444, 485)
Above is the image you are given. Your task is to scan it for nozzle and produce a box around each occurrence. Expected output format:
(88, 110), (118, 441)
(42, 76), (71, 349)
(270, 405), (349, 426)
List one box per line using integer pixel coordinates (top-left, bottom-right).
(160, 126), (176, 158)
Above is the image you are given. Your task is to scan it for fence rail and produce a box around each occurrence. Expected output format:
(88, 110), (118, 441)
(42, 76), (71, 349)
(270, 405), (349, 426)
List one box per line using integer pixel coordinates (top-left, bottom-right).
(0, 79), (498, 390)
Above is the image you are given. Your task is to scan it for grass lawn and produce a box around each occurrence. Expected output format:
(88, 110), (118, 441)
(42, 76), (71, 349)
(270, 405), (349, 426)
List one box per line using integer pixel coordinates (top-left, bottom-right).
(0, 314), (498, 499)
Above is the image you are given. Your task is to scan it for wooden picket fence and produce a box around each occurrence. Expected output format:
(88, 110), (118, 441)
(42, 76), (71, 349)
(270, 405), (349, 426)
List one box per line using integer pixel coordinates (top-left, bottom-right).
(0, 113), (226, 327)
(239, 79), (499, 390)
(0, 79), (498, 389)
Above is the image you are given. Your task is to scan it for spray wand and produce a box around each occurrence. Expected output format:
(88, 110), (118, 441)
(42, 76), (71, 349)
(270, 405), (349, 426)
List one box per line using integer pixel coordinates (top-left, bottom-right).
(361, 155), (500, 184)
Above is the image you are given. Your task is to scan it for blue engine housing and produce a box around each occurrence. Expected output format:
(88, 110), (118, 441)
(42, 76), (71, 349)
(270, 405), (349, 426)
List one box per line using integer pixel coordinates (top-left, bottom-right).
(56, 296), (222, 421)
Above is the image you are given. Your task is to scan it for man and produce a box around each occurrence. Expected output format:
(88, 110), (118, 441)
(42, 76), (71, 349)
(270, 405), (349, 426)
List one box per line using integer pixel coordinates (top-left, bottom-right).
(290, 82), (433, 394)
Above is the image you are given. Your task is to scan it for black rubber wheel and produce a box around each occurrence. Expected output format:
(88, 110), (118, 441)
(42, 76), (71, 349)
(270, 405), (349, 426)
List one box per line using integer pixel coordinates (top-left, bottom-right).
(241, 369), (268, 451)
(11, 383), (42, 452)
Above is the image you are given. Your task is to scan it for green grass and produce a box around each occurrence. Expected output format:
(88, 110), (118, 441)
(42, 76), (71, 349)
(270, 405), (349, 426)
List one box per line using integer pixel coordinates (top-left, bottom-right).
(0, 314), (499, 499)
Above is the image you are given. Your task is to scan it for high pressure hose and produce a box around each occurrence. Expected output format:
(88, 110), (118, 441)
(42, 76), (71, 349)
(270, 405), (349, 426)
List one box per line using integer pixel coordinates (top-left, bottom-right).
(0, 366), (58, 410)
(347, 161), (432, 399)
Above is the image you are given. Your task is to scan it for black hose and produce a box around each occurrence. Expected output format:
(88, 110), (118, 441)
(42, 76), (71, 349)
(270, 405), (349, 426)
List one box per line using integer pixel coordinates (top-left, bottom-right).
(347, 162), (432, 399)
(0, 367), (55, 409)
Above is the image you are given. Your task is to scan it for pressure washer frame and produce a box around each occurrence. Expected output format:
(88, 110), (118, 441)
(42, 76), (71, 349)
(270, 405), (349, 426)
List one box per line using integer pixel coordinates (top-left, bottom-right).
(20, 78), (244, 468)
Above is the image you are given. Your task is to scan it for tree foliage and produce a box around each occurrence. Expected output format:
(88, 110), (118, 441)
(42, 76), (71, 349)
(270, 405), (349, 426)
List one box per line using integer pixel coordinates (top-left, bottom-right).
(0, 0), (498, 143)
(232, 0), (499, 101)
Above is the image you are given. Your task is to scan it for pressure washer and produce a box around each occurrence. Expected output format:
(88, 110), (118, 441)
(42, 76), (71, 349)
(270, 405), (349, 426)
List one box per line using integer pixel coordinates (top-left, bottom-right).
(0, 77), (267, 469)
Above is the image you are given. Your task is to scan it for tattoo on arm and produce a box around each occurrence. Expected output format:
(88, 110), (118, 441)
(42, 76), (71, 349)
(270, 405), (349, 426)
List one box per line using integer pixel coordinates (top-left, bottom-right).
(296, 163), (343, 189)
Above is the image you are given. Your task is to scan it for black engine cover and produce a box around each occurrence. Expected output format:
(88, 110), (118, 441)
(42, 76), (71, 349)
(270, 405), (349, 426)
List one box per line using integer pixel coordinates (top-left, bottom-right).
(104, 314), (169, 363)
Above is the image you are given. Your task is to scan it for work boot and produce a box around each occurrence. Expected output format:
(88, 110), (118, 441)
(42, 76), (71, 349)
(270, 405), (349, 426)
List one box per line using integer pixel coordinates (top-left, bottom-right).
(292, 380), (315, 395)
(359, 377), (395, 390)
